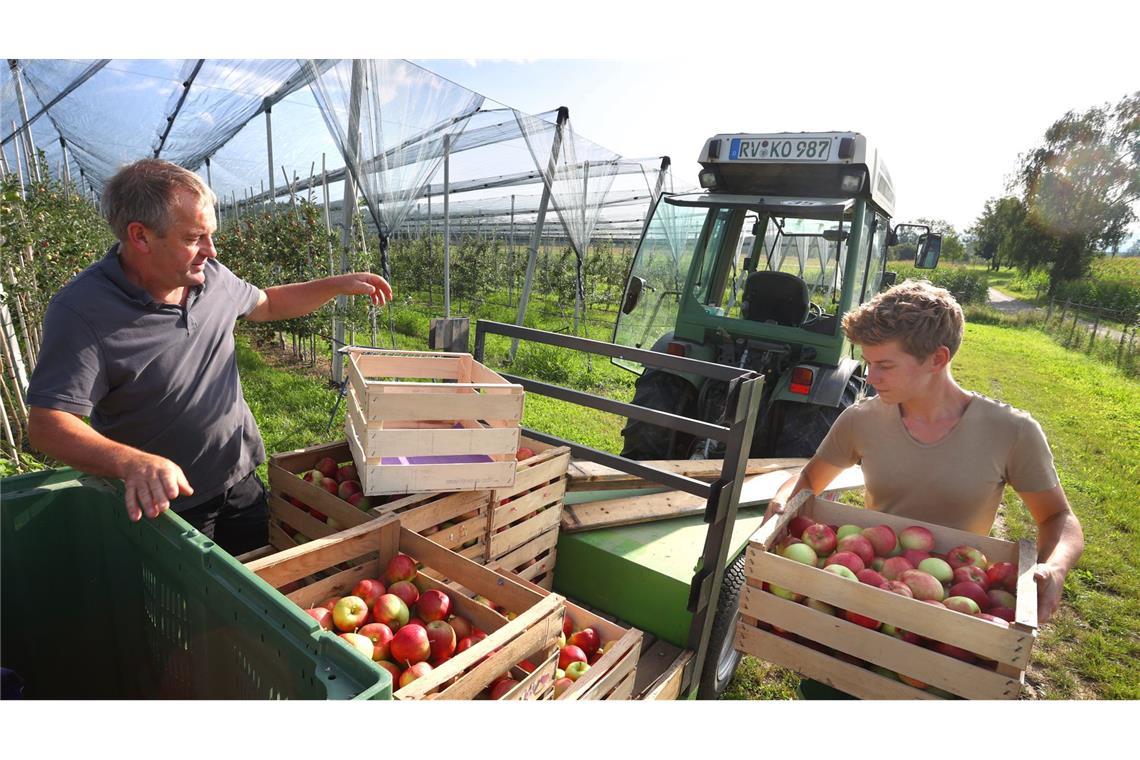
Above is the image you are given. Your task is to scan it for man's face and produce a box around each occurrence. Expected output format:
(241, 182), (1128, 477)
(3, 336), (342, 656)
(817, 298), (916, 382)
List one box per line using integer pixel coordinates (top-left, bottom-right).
(148, 189), (217, 290)
(861, 340), (938, 405)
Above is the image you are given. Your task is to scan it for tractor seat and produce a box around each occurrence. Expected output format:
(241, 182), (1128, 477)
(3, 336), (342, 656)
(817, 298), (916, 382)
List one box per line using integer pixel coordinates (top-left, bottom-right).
(741, 271), (810, 327)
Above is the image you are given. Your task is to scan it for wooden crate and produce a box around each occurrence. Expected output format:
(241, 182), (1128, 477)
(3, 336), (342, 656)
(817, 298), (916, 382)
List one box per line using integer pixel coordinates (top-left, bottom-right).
(345, 348), (523, 496)
(244, 513), (564, 700)
(484, 436), (571, 589)
(734, 493), (1039, 700)
(502, 571), (643, 700)
(265, 440), (492, 562)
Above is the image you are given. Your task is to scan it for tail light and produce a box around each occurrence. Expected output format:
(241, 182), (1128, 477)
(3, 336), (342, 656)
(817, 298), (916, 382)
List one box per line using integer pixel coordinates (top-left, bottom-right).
(666, 341), (688, 357)
(790, 366), (814, 395)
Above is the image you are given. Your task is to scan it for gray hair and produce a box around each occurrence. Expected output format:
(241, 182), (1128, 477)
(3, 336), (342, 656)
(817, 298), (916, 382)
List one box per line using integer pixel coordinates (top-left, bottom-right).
(101, 159), (216, 242)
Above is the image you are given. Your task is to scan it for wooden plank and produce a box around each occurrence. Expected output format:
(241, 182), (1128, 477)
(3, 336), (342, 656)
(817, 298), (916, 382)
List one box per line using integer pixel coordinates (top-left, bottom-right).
(1014, 539), (1040, 631)
(565, 457), (809, 491)
(360, 425), (520, 458)
(734, 624), (939, 700)
(488, 502), (562, 558)
(285, 561), (379, 610)
(630, 638), (685, 698)
(741, 588), (1021, 699)
(351, 352), (465, 381)
(363, 391), (523, 423)
(246, 515), (399, 588)
(491, 479), (567, 530)
(492, 528), (559, 572)
(640, 648), (693, 701)
(268, 493), (338, 541)
(501, 449), (571, 499)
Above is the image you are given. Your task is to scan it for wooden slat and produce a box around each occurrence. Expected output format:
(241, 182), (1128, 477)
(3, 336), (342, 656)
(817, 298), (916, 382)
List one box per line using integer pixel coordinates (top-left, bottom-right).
(565, 457), (809, 491)
(640, 648), (692, 701)
(284, 560), (379, 610)
(501, 449), (571, 499)
(735, 623), (939, 700)
(488, 502), (562, 558)
(246, 515), (399, 588)
(741, 588), (1021, 699)
(361, 425), (520, 458)
(749, 489), (815, 550)
(503, 649), (559, 701)
(491, 479), (567, 529)
(493, 528), (559, 572)
(562, 488), (706, 533)
(1014, 539), (1040, 630)
(363, 390), (523, 423)
(352, 352), (464, 382)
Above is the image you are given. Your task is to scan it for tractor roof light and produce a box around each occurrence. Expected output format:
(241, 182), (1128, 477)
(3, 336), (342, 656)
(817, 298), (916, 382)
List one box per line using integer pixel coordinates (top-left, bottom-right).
(840, 170), (866, 194)
(699, 169), (720, 190)
(790, 366), (814, 395)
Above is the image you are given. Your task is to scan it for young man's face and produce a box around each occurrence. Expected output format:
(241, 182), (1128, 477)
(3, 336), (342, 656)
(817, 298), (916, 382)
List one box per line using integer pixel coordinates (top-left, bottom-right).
(148, 189), (217, 290)
(861, 340), (940, 405)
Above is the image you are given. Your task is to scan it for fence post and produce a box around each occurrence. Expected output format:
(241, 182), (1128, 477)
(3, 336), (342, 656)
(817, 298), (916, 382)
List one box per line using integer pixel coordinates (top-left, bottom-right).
(1057, 300), (1068, 329)
(1068, 307), (1080, 345)
(1088, 312), (1100, 352)
(1046, 296), (1054, 323)
(1117, 323), (1129, 366)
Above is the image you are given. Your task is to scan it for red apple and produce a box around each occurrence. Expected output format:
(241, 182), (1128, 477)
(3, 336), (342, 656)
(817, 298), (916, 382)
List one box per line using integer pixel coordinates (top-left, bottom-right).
(339, 632), (376, 660)
(987, 588), (1017, 610)
(787, 516), (816, 541)
(388, 580), (420, 609)
(336, 463), (358, 483)
(515, 447), (536, 461)
(933, 641), (976, 663)
(301, 469), (323, 484)
(559, 644), (588, 671)
(375, 660), (401, 683)
(860, 524), (897, 558)
(357, 622), (395, 661)
(844, 610), (881, 630)
(562, 614), (574, 637)
(384, 553), (418, 585)
(319, 597), (341, 613)
(948, 581), (990, 610)
(332, 595), (370, 632)
(398, 661), (432, 689)
(407, 617), (426, 629)
(456, 631), (487, 654)
(553, 677), (574, 698)
(372, 594), (410, 631)
(304, 607), (333, 631)
(901, 549), (933, 567)
(823, 551), (865, 575)
(801, 523), (838, 556)
(449, 615), (474, 641)
(899, 525), (935, 552)
(318, 477), (338, 495)
(315, 456), (339, 479)
(952, 564), (989, 589)
(880, 556), (915, 581)
(567, 628), (601, 657)
(978, 613), (1011, 628)
(856, 569), (887, 587)
(881, 580), (914, 598)
(988, 606), (1015, 622)
(947, 544), (988, 571)
(390, 623), (431, 666)
(900, 569), (945, 601)
(416, 589), (451, 622)
(347, 491), (371, 510)
(338, 480), (363, 501)
(351, 578), (387, 608)
(943, 595), (982, 616)
(985, 562), (1018, 592)
(776, 535), (803, 553)
(489, 677), (519, 699)
(836, 534), (875, 566)
(425, 620), (457, 661)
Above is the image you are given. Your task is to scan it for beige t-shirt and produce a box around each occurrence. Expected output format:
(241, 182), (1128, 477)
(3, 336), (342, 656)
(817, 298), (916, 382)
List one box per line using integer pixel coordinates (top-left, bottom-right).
(815, 392), (1060, 536)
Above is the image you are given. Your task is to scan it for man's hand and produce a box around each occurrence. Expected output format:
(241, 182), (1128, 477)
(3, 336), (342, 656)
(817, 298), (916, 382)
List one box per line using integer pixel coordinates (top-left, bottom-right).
(1033, 561), (1067, 626)
(762, 472), (800, 525)
(121, 452), (194, 522)
(338, 272), (392, 307)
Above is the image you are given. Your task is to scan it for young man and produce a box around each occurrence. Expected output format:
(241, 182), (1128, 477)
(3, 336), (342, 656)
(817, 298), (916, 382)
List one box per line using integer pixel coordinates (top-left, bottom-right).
(27, 158), (392, 555)
(765, 280), (1083, 628)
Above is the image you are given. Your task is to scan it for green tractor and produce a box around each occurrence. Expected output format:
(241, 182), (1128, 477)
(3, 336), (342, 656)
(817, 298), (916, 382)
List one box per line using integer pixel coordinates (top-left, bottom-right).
(615, 131), (942, 461)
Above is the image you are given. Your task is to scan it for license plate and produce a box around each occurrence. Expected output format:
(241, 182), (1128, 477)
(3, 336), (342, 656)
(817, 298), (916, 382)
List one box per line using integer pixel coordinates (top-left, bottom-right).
(729, 137), (833, 161)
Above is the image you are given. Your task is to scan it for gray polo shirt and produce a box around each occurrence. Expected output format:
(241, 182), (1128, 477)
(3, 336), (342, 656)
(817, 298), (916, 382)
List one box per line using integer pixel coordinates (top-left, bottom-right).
(27, 244), (266, 510)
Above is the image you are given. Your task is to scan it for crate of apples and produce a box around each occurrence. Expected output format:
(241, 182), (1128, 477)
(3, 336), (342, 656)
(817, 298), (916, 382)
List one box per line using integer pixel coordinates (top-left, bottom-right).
(735, 493), (1038, 700)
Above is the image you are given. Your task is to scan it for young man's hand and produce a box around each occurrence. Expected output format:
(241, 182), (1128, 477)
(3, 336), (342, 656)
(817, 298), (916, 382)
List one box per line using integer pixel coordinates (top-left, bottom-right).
(338, 272), (392, 306)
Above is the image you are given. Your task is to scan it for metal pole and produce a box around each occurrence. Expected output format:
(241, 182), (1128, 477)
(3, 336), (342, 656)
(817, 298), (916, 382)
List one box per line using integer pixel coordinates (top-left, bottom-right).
(59, 136), (71, 192)
(443, 134), (451, 319)
(0, 144), (9, 175)
(10, 121), (25, 199)
(334, 60), (365, 384)
(8, 61), (40, 183)
(265, 101), (275, 216)
(512, 107), (569, 360)
(509, 194), (515, 307)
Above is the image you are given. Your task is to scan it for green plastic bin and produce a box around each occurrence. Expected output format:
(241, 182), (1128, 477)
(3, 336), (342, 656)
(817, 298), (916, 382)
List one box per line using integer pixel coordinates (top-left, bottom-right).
(0, 468), (392, 700)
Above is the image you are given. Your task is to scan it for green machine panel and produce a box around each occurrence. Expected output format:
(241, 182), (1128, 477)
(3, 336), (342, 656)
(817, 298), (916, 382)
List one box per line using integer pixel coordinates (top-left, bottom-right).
(554, 489), (766, 648)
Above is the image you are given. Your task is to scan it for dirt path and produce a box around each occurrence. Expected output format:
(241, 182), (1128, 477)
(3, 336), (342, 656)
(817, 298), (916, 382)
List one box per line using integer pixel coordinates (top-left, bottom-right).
(987, 288), (1131, 345)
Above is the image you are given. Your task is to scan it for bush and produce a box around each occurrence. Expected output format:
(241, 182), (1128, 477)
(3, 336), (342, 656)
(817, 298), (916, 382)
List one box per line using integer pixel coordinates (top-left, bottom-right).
(887, 264), (988, 304)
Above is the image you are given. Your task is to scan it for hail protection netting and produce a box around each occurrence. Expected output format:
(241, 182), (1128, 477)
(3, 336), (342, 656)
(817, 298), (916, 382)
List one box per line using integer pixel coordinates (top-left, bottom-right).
(304, 59), (485, 280)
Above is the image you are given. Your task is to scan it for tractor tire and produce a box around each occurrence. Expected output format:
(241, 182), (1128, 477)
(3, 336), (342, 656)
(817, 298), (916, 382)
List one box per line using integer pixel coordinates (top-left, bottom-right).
(697, 552), (747, 699)
(620, 370), (697, 460)
(768, 379), (859, 458)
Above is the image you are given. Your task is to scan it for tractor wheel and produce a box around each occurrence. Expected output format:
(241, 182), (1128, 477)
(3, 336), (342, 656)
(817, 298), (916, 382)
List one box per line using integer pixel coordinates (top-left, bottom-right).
(768, 379), (859, 458)
(697, 552), (747, 699)
(620, 370), (697, 460)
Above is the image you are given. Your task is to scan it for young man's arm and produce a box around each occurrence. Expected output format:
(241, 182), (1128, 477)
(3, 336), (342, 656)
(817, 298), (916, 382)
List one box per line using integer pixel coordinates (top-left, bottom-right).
(761, 456), (847, 524)
(27, 407), (193, 522)
(1019, 484), (1084, 626)
(244, 273), (392, 322)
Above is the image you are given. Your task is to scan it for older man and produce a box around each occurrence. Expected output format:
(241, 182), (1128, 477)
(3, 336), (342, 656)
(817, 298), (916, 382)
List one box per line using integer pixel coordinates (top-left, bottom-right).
(27, 158), (391, 554)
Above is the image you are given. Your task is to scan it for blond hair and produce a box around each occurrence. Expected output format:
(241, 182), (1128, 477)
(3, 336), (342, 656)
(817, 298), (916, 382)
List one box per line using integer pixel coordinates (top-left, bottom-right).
(842, 279), (965, 359)
(101, 159), (216, 242)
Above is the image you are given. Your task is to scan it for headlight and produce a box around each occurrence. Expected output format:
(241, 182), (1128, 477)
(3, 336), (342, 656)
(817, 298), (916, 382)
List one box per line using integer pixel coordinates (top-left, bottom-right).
(699, 169), (719, 189)
(840, 170), (866, 193)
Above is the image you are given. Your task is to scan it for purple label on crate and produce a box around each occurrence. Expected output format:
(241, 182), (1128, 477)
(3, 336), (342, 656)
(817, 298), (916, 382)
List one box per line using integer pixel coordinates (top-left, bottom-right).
(380, 454), (495, 466)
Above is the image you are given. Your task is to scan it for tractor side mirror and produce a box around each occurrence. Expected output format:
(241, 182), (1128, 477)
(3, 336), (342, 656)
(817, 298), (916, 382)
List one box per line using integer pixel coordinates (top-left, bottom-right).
(622, 276), (647, 314)
(880, 271), (898, 291)
(915, 234), (943, 269)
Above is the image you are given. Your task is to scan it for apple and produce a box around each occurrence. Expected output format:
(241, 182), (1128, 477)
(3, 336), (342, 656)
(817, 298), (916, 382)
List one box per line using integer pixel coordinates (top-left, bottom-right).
(384, 553), (418, 585)
(978, 613), (1011, 628)
(315, 456), (339, 479)
(823, 551), (865, 575)
(416, 589), (451, 622)
(390, 623), (431, 666)
(777, 535), (803, 553)
(822, 564), (858, 581)
(559, 645), (588, 671)
(836, 524), (863, 541)
(947, 544), (988, 571)
(860, 524), (897, 558)
(780, 542), (818, 566)
(304, 607), (333, 631)
(336, 463), (358, 483)
(788, 515), (816, 541)
(398, 661), (433, 689)
(319, 597), (341, 613)
(318, 477), (339, 495)
(870, 557), (886, 572)
(489, 677), (519, 699)
(562, 614), (575, 637)
(339, 632), (376, 660)
(375, 660), (401, 683)
(948, 581), (990, 610)
(844, 610), (881, 630)
(372, 594), (410, 631)
(332, 595), (370, 632)
(472, 594), (497, 611)
(388, 580), (420, 609)
(985, 562), (1019, 592)
(567, 628), (601, 658)
(898, 673), (928, 689)
(899, 525), (935, 552)
(449, 615), (474, 641)
(988, 606), (1015, 622)
(881, 623), (921, 644)
(801, 523), (837, 556)
(856, 569), (888, 587)
(881, 580), (914, 598)
(564, 661), (591, 681)
(952, 564), (989, 589)
(933, 641), (976, 663)
(456, 631), (487, 654)
(553, 677), (574, 698)
(407, 617), (427, 629)
(301, 469), (323, 484)
(805, 597), (838, 616)
(768, 583), (805, 601)
(351, 578), (387, 608)
(901, 549), (933, 567)
(987, 588), (1017, 610)
(357, 622), (395, 661)
(515, 446), (536, 461)
(338, 480), (363, 501)
(880, 556), (915, 581)
(347, 492), (371, 510)
(943, 595), (982, 616)
(425, 620), (457, 661)
(900, 569), (945, 601)
(836, 534), (874, 566)
(917, 557), (954, 585)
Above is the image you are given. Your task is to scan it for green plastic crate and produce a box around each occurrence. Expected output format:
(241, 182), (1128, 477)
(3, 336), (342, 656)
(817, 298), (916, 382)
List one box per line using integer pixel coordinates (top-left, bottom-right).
(0, 468), (392, 700)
